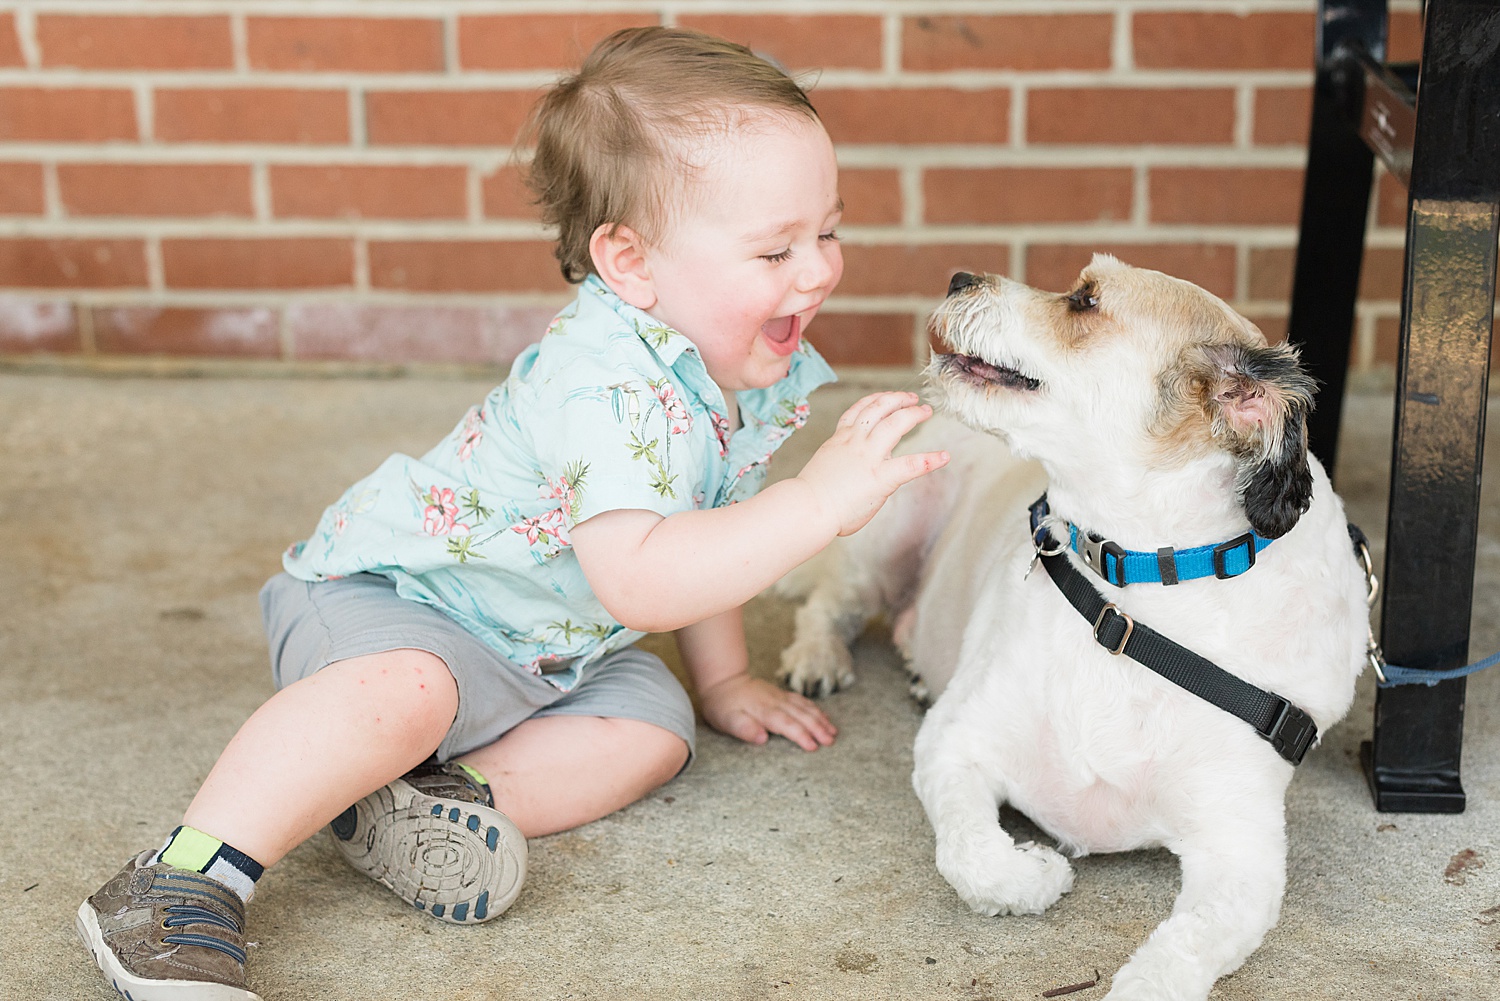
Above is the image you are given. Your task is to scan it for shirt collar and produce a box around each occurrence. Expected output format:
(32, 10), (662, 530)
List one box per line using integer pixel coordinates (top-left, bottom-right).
(583, 274), (701, 368)
(579, 273), (838, 420)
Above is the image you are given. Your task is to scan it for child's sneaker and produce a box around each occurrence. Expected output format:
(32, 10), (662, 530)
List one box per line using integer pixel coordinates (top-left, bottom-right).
(76, 850), (260, 1000)
(327, 760), (526, 924)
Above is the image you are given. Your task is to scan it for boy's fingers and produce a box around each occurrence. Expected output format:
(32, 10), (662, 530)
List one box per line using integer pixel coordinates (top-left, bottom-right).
(887, 450), (950, 488)
(868, 402), (934, 451)
(838, 391), (921, 430)
(836, 393), (891, 429)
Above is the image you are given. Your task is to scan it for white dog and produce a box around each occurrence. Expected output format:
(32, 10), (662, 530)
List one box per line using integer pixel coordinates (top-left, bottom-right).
(779, 256), (1369, 1000)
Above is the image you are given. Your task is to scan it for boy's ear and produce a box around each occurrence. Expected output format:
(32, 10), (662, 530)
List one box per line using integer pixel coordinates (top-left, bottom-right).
(589, 223), (657, 310)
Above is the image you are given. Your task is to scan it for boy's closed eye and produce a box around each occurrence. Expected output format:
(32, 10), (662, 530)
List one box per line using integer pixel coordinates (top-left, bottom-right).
(759, 231), (840, 264)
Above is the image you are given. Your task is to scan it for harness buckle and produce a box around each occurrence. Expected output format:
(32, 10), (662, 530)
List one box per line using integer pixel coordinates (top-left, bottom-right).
(1212, 533), (1257, 579)
(1092, 603), (1134, 655)
(1264, 701), (1318, 765)
(1080, 533), (1129, 585)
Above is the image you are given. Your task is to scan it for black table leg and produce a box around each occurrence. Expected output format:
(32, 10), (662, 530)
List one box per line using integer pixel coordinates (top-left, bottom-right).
(1362, 0), (1500, 813)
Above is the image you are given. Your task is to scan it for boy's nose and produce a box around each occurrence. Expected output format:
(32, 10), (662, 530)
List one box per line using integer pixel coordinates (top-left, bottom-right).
(796, 249), (838, 293)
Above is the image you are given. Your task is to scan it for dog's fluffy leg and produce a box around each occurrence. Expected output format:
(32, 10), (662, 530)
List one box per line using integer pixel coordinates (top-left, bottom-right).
(777, 543), (874, 696)
(777, 463), (952, 697)
(912, 707), (1075, 916)
(1104, 804), (1287, 1001)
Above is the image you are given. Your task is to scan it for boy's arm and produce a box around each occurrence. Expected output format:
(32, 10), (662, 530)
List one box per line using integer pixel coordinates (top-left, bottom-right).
(676, 606), (835, 751)
(571, 392), (946, 633)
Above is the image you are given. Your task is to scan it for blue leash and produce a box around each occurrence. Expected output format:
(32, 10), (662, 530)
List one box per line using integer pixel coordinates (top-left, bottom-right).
(1352, 526), (1500, 687)
(1376, 653), (1500, 688)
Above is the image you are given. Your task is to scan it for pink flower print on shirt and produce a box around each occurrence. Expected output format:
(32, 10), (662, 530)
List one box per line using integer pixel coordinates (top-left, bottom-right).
(710, 410), (731, 457)
(458, 407), (484, 462)
(421, 487), (469, 537)
(513, 506), (570, 550)
(649, 378), (693, 435)
(777, 401), (810, 430)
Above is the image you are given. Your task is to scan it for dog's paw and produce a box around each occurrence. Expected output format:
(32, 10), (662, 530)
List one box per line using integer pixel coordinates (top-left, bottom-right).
(777, 633), (856, 698)
(937, 838), (1075, 917)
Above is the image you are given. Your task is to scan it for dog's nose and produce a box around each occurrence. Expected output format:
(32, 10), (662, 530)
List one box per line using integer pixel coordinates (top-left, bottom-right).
(948, 271), (984, 296)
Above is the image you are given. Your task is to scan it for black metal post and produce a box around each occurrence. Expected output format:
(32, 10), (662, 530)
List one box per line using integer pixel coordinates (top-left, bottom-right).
(1287, 0), (1387, 473)
(1362, 0), (1500, 813)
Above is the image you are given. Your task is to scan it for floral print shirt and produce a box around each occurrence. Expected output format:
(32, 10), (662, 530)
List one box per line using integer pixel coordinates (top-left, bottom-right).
(283, 275), (837, 691)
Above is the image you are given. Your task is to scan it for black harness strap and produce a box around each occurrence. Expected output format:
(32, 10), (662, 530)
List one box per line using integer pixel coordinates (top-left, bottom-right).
(1035, 529), (1319, 766)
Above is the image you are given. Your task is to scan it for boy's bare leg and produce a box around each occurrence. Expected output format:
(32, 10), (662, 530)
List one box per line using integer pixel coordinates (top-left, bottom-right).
(181, 648), (460, 867)
(181, 646), (687, 866)
(459, 715), (689, 837)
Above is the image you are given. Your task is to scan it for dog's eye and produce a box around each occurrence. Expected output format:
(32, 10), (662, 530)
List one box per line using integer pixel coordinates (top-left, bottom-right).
(1066, 284), (1099, 312)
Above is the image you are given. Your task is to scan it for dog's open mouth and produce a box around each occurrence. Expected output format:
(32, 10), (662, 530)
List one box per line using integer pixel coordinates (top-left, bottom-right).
(941, 352), (1042, 391)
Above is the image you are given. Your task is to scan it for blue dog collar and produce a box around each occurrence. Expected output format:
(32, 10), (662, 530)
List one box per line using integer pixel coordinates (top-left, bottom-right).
(1028, 494), (1272, 587)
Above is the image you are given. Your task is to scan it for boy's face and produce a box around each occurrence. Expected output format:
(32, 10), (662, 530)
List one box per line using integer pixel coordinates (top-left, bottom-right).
(640, 112), (844, 394)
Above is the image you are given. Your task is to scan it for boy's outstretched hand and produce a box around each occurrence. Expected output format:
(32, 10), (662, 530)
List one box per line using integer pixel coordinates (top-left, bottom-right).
(796, 391), (949, 537)
(698, 673), (837, 751)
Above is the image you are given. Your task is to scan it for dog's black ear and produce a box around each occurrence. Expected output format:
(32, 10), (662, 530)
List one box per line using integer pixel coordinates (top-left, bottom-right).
(1204, 343), (1317, 539)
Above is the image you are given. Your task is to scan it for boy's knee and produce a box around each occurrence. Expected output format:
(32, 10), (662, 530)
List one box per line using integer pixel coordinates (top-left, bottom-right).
(613, 718), (690, 787)
(322, 648), (459, 740)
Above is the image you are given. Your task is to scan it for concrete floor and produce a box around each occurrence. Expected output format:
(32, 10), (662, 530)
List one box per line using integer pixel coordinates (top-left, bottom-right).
(1, 371), (1496, 1000)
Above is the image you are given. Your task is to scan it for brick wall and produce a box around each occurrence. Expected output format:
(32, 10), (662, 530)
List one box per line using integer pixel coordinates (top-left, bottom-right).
(0, 0), (1434, 373)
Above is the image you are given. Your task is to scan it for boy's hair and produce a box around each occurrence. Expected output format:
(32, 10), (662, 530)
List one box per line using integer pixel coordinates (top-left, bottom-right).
(522, 26), (819, 284)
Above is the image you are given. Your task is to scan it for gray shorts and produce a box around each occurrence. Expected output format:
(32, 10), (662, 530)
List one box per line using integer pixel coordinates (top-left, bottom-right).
(259, 572), (695, 765)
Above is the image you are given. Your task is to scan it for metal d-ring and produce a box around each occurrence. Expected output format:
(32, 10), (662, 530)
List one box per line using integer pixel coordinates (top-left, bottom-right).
(1354, 539), (1379, 608)
(1032, 518), (1068, 558)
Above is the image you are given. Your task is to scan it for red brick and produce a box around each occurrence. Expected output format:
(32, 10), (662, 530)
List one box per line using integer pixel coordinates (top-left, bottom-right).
(162, 238), (354, 289)
(93, 307), (279, 358)
(0, 299), (78, 353)
(805, 312), (914, 366)
(0, 163), (45, 214)
(1389, 10), (1424, 63)
(1133, 12), (1314, 70)
(366, 90), (539, 147)
(271, 165), (467, 220)
(481, 164), (536, 220)
(155, 89), (349, 144)
(0, 239), (147, 288)
(903, 14), (1113, 71)
(0, 88), (137, 142)
(247, 17), (444, 73)
(458, 14), (659, 70)
(925, 167), (1133, 225)
(839, 169), (902, 226)
(288, 303), (559, 364)
(0, 13), (24, 66)
(1029, 88), (1235, 145)
(1247, 247), (1296, 302)
(36, 15), (232, 70)
(1358, 246), (1405, 300)
(1254, 87), (1311, 146)
(1241, 312), (1289, 345)
(678, 14), (882, 70)
(1150, 168), (1304, 225)
(369, 240), (567, 293)
(58, 163), (253, 217)
(815, 88), (1010, 145)
(1026, 244), (1236, 300)
(1247, 245), (1404, 304)
(1376, 171), (1409, 228)
(837, 243), (1010, 297)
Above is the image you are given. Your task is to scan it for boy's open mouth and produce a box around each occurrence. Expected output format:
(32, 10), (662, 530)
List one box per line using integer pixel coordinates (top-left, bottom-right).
(761, 313), (802, 356)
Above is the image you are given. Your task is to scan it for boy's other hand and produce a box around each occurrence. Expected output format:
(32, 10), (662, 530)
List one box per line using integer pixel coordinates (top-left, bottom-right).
(698, 674), (836, 751)
(797, 391), (949, 537)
